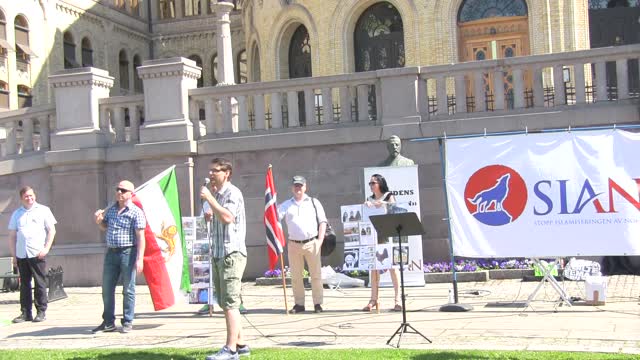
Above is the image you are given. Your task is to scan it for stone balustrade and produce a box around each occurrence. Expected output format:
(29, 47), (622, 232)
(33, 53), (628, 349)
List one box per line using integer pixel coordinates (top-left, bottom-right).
(98, 95), (144, 144)
(0, 44), (638, 162)
(189, 70), (379, 137)
(0, 104), (54, 157)
(420, 44), (639, 118)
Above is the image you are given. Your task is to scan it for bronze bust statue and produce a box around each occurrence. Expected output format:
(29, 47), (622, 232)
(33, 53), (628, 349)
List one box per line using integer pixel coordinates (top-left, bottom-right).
(379, 135), (414, 167)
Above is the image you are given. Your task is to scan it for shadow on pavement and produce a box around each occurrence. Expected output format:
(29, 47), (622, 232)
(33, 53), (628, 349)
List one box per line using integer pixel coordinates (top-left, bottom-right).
(7, 324), (162, 337)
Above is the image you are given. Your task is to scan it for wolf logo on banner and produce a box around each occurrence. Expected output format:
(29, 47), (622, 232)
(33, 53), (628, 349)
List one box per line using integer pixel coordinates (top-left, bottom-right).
(464, 165), (527, 226)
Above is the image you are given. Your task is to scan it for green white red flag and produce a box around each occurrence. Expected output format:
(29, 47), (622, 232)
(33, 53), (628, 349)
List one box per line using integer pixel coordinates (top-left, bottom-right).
(133, 166), (190, 311)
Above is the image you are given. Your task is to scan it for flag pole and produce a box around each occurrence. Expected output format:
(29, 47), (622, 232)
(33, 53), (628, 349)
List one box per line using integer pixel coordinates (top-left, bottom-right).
(279, 254), (289, 315)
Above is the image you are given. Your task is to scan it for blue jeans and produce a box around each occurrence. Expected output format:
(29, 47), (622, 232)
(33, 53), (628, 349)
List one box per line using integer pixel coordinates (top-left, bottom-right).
(102, 247), (137, 325)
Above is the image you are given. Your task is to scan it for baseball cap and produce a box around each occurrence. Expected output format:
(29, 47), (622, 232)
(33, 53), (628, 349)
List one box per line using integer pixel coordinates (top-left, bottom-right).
(292, 175), (306, 185)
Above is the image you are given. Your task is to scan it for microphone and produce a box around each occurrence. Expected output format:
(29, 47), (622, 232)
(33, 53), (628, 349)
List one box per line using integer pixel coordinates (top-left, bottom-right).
(201, 178), (210, 209)
(201, 178), (212, 228)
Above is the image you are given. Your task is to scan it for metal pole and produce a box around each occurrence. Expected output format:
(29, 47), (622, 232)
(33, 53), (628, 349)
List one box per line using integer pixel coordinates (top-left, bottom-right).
(437, 138), (472, 312)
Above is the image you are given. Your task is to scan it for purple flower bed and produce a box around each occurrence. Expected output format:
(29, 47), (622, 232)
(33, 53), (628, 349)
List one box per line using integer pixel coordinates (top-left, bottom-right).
(263, 269), (283, 278)
(423, 258), (534, 273)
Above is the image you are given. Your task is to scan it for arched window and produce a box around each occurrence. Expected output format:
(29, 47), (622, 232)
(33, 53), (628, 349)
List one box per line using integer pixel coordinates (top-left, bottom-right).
(15, 15), (35, 68)
(63, 31), (77, 69)
(81, 37), (93, 67)
(0, 81), (9, 109)
(159, 0), (176, 19)
(133, 54), (143, 93)
(119, 50), (129, 91)
(236, 49), (247, 84)
(354, 2), (404, 72)
(458, 0), (528, 23)
(17, 85), (31, 108)
(0, 11), (8, 59)
(211, 54), (218, 85)
(288, 26), (311, 79)
(188, 54), (203, 87)
(184, 0), (201, 16)
(250, 42), (261, 82)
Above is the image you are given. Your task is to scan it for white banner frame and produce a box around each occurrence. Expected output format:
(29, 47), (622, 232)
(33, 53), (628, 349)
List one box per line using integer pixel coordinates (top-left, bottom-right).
(445, 129), (640, 258)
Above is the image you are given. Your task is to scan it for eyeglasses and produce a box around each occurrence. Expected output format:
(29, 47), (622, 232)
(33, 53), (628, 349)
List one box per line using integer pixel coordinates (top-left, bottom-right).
(116, 188), (131, 194)
(368, 182), (378, 186)
(209, 168), (225, 174)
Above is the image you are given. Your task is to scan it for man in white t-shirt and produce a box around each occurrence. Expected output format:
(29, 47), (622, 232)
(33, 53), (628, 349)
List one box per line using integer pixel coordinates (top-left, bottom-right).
(8, 186), (57, 323)
(278, 175), (327, 314)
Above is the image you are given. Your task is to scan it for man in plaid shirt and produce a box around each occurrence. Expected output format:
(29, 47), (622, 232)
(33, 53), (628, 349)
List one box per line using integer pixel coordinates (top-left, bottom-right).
(201, 158), (248, 360)
(92, 180), (146, 334)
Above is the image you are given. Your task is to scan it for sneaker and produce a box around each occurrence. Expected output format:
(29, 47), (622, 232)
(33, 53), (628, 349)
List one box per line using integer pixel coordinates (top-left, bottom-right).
(12, 313), (33, 323)
(236, 344), (251, 357)
(32, 311), (46, 323)
(198, 304), (211, 315)
(288, 304), (305, 314)
(92, 322), (116, 333)
(205, 345), (239, 360)
(239, 304), (248, 315)
(314, 304), (323, 313)
(121, 323), (133, 333)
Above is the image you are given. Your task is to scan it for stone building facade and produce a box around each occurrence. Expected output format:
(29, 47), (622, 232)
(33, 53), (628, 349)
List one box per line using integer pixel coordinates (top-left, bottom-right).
(242, 0), (590, 82)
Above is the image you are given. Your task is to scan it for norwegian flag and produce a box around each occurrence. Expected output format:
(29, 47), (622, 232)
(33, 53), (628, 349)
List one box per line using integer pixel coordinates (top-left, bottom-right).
(265, 166), (286, 270)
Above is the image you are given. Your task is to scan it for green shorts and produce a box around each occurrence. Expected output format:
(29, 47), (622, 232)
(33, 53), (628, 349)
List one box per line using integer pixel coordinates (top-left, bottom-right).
(212, 252), (247, 310)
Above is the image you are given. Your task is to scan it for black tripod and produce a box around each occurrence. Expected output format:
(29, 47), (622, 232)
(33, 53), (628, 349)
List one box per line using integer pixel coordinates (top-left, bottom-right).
(370, 212), (432, 348)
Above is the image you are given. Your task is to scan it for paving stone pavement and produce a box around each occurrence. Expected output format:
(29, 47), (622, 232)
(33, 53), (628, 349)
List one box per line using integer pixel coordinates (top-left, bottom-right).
(0, 276), (639, 355)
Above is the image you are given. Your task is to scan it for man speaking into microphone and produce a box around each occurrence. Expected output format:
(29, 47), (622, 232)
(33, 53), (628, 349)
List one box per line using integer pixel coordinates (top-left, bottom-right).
(201, 158), (250, 360)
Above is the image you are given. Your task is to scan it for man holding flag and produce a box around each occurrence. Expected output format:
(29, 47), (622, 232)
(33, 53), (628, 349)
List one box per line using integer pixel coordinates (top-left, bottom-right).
(201, 158), (249, 360)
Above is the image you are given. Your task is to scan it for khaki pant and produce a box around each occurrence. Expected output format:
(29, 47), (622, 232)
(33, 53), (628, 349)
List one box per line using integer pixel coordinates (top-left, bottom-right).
(288, 239), (323, 306)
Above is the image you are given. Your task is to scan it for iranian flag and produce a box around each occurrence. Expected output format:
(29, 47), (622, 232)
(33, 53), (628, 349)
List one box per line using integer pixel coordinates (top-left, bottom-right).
(132, 166), (191, 311)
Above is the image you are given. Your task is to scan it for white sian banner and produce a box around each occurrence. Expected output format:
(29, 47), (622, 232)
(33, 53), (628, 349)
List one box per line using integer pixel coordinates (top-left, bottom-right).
(445, 129), (640, 258)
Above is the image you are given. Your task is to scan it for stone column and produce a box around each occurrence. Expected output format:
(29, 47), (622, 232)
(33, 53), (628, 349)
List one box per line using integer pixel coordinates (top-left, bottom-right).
(47, 67), (114, 152)
(213, 1), (239, 133)
(136, 57), (201, 143)
(214, 1), (236, 86)
(45, 68), (116, 281)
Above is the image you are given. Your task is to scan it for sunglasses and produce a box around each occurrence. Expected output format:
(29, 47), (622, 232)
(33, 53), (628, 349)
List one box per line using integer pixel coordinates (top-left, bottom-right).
(368, 182), (378, 185)
(116, 187), (131, 194)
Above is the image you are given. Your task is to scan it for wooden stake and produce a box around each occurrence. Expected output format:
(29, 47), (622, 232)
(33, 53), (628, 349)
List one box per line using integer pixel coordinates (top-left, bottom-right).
(280, 255), (289, 314)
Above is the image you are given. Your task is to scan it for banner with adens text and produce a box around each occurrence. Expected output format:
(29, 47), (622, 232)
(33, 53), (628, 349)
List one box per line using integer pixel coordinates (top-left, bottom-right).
(445, 129), (640, 258)
(133, 166), (191, 310)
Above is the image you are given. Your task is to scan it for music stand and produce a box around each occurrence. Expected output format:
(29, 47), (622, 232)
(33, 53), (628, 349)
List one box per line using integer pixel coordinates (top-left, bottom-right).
(370, 213), (432, 348)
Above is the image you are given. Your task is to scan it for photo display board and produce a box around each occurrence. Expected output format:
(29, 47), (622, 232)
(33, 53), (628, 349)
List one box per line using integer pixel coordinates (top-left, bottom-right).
(339, 165), (425, 286)
(182, 216), (214, 304)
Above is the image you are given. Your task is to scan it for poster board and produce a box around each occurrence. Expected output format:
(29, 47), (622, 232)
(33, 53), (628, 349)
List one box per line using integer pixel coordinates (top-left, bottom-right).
(182, 216), (213, 304)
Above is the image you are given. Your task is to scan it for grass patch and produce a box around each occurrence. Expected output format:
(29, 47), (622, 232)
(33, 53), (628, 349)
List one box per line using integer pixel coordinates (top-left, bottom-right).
(1, 349), (637, 360)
